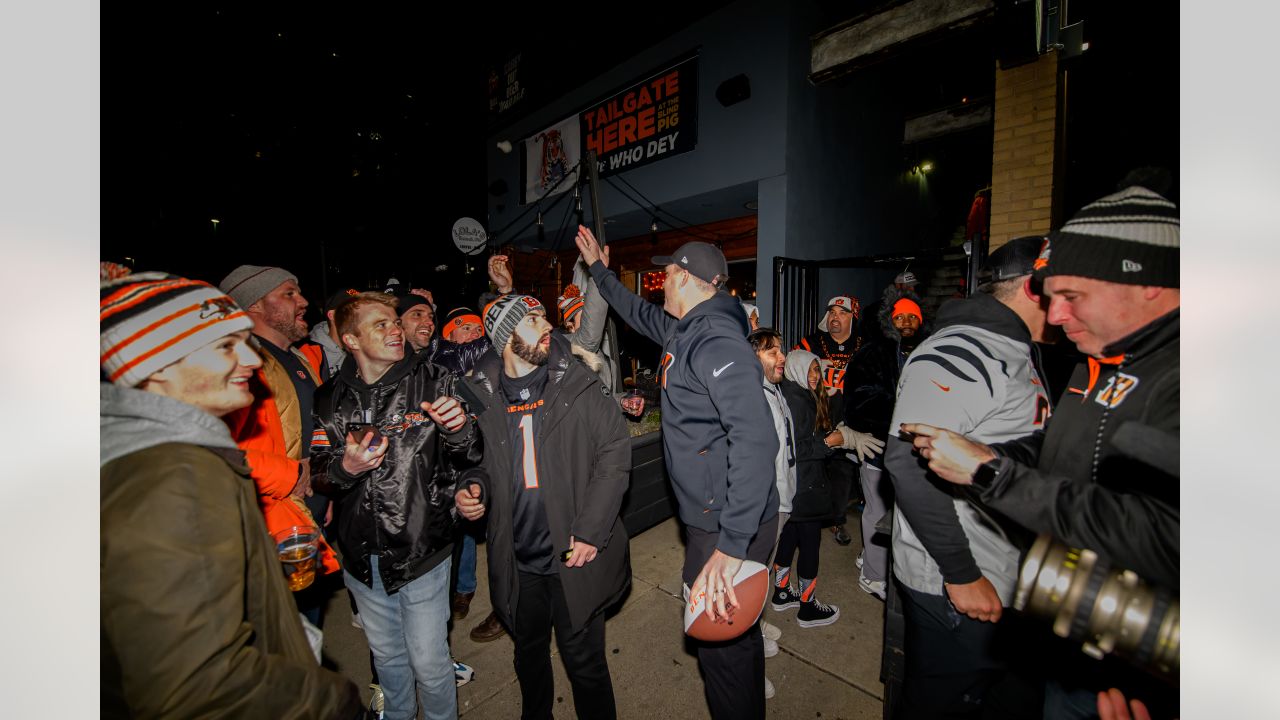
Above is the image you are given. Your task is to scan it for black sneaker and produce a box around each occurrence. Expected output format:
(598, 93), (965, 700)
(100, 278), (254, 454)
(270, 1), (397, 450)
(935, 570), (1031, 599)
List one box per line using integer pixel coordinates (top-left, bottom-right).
(797, 596), (841, 628)
(831, 525), (853, 546)
(771, 585), (801, 611)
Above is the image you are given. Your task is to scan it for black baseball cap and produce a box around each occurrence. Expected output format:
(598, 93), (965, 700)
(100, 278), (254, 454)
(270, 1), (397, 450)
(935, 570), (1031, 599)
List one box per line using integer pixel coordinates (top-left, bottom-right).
(652, 241), (729, 286)
(324, 287), (361, 313)
(980, 235), (1045, 286)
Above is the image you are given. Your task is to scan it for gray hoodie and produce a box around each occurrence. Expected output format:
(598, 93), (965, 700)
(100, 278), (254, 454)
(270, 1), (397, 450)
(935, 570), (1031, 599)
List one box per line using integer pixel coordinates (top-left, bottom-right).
(308, 321), (346, 377)
(101, 383), (240, 467)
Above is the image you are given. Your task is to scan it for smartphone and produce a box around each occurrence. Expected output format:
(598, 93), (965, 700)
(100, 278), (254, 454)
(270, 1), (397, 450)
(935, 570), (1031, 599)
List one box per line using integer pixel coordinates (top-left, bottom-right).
(346, 422), (384, 449)
(559, 548), (574, 563)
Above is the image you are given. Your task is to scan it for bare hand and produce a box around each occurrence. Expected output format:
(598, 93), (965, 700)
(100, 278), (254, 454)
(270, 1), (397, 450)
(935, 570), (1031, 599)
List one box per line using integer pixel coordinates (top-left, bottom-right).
(488, 255), (514, 293)
(340, 428), (389, 475)
(944, 577), (1004, 623)
(900, 423), (996, 485)
(454, 483), (485, 521)
(323, 500), (333, 526)
(574, 225), (604, 267)
(563, 535), (598, 568)
(409, 288), (435, 306)
(1097, 688), (1153, 720)
(291, 458), (313, 498)
(423, 396), (467, 433)
(690, 549), (744, 623)
(824, 430), (842, 448)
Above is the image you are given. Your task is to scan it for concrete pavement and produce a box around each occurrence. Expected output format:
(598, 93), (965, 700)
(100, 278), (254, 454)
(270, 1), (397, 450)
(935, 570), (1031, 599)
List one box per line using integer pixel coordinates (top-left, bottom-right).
(319, 511), (887, 719)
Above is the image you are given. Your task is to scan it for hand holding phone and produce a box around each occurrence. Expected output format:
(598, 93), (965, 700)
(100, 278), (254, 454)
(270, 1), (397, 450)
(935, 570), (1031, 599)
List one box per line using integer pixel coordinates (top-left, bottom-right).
(346, 422), (384, 449)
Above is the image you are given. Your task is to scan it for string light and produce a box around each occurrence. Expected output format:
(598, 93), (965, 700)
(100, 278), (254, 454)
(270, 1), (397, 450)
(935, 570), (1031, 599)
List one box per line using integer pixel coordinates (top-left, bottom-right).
(642, 271), (665, 292)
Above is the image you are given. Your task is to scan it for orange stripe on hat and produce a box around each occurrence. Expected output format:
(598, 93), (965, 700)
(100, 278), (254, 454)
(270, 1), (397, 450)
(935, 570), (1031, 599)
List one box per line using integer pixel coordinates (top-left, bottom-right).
(100, 278), (207, 322)
(101, 301), (203, 364)
(107, 312), (250, 382)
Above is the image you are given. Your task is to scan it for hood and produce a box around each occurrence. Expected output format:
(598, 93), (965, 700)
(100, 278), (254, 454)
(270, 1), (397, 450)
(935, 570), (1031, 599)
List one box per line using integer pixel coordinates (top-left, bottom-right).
(932, 293), (1031, 345)
(784, 349), (819, 388)
(100, 383), (240, 467)
(876, 286), (931, 343)
(679, 290), (751, 337)
(309, 321), (344, 355)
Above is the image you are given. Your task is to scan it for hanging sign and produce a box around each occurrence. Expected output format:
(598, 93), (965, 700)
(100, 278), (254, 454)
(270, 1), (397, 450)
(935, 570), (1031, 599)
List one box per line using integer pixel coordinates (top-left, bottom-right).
(452, 217), (488, 256)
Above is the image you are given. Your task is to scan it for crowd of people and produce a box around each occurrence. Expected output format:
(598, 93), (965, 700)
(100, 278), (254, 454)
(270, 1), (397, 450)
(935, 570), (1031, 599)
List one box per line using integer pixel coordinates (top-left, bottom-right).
(100, 183), (1179, 719)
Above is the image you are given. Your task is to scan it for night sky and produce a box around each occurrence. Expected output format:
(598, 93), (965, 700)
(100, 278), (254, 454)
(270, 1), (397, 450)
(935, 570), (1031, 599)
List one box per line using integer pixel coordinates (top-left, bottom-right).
(108, 3), (738, 307)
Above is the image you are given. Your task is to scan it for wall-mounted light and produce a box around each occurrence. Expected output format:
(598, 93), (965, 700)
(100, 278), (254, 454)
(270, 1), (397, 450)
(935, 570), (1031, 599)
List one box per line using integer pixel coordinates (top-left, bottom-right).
(910, 161), (935, 175)
(496, 140), (513, 154)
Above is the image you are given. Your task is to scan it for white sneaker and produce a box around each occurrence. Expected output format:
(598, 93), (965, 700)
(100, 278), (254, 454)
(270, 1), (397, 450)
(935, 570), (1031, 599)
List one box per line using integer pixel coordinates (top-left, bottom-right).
(454, 660), (475, 687)
(859, 575), (887, 601)
(368, 683), (385, 719)
(765, 676), (776, 699)
(351, 612), (364, 630)
(763, 634), (778, 658)
(760, 619), (782, 641)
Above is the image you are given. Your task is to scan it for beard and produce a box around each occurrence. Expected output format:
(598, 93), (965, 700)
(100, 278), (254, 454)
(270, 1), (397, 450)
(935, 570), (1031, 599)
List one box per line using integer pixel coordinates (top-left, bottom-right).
(511, 330), (550, 366)
(265, 305), (307, 343)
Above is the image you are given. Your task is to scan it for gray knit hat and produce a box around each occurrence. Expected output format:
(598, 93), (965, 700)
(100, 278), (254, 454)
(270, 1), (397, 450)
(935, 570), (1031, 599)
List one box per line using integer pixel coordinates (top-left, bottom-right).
(1035, 186), (1179, 288)
(218, 265), (298, 309)
(483, 294), (544, 353)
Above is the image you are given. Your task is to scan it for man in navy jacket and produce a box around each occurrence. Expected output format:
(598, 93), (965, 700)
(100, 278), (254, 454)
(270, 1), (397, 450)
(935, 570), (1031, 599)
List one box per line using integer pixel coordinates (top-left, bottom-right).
(575, 226), (779, 719)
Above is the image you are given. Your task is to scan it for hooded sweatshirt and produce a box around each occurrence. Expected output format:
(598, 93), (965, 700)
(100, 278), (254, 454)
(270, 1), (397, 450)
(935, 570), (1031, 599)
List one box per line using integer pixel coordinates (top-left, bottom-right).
(589, 261), (779, 558)
(101, 382), (241, 465)
(308, 320), (347, 377)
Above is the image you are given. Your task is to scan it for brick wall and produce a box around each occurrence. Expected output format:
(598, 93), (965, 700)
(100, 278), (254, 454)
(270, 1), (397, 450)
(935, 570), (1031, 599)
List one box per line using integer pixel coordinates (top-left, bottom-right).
(989, 52), (1058, 251)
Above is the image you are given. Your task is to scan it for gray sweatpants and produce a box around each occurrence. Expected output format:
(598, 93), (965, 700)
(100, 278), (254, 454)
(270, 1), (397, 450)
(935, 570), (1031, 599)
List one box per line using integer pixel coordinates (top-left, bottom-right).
(858, 463), (890, 582)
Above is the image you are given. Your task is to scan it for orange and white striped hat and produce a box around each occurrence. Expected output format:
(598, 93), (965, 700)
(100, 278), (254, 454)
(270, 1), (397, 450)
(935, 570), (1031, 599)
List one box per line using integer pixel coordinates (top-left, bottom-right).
(100, 271), (254, 387)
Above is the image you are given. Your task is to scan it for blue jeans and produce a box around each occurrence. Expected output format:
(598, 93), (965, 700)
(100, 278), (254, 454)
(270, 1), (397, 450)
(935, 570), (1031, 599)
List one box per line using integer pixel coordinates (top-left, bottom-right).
(456, 532), (477, 595)
(345, 555), (456, 720)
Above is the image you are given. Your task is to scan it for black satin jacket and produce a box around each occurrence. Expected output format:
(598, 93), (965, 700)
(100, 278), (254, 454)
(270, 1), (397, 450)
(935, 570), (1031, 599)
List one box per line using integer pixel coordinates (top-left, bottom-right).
(311, 352), (482, 593)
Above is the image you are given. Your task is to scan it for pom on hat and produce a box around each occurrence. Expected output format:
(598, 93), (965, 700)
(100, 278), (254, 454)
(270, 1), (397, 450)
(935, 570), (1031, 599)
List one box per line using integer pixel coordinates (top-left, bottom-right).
(101, 272), (254, 387)
(483, 294), (544, 352)
(1035, 186), (1179, 288)
(557, 284), (585, 323)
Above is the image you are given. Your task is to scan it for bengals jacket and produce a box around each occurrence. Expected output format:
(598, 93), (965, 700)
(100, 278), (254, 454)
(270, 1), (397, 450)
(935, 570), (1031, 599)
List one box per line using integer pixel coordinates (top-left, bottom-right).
(978, 309), (1180, 591)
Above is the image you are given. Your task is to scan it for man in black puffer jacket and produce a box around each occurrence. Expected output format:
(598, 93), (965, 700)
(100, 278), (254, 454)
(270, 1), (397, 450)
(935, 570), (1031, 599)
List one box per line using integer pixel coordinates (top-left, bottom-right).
(311, 291), (482, 720)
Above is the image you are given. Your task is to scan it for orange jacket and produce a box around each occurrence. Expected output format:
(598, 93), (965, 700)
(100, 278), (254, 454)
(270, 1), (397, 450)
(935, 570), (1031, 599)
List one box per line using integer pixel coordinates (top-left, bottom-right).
(224, 342), (340, 576)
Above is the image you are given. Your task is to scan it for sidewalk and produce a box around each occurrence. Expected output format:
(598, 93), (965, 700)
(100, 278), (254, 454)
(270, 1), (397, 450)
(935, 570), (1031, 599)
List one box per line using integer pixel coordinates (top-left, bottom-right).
(319, 512), (886, 719)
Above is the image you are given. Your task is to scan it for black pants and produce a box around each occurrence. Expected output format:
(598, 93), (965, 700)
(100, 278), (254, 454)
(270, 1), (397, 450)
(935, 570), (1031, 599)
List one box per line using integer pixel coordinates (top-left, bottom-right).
(774, 518), (821, 579)
(824, 456), (856, 526)
(682, 513), (779, 720)
(897, 583), (1033, 720)
(513, 571), (615, 720)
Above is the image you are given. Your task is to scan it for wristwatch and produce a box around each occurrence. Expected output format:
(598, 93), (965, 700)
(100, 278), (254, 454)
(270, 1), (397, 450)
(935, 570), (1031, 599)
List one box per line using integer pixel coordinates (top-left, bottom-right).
(972, 457), (1001, 486)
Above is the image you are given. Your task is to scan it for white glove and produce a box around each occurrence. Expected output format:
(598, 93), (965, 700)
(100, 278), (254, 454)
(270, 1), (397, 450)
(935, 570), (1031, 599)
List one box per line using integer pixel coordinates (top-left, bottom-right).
(836, 423), (886, 463)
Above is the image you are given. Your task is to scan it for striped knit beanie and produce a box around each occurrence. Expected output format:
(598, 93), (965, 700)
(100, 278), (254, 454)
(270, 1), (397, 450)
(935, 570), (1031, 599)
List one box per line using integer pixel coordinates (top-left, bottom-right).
(101, 272), (254, 387)
(557, 284), (585, 323)
(483, 294), (544, 352)
(1035, 186), (1179, 288)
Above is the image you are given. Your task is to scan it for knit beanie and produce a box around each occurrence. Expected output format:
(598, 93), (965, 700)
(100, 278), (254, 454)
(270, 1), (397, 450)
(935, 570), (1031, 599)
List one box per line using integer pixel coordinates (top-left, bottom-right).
(218, 265), (298, 309)
(440, 307), (484, 340)
(891, 298), (922, 322)
(397, 294), (431, 316)
(101, 272), (254, 387)
(557, 284), (585, 323)
(483, 294), (544, 352)
(1035, 186), (1179, 288)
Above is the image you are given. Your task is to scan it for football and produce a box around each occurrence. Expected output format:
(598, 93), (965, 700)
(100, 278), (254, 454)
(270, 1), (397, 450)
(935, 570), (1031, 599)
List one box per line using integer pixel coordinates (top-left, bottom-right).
(683, 560), (770, 642)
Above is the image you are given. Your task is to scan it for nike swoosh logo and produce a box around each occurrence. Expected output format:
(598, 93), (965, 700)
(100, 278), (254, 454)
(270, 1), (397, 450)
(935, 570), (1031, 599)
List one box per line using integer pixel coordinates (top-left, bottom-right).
(712, 362), (735, 377)
(931, 380), (951, 392)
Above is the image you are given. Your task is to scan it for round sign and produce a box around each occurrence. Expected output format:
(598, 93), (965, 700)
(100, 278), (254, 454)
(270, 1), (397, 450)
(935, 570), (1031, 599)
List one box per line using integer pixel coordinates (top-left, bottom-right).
(452, 217), (488, 255)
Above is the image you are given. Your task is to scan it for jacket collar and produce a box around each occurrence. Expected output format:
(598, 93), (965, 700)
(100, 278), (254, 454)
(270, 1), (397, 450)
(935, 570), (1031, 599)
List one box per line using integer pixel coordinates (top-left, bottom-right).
(338, 348), (418, 389)
(1101, 307), (1179, 359)
(934, 293), (1031, 345)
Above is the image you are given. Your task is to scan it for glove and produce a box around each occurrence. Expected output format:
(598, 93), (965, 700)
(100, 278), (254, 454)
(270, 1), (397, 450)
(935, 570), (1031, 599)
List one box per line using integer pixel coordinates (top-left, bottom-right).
(836, 423), (886, 463)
